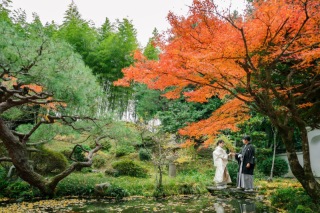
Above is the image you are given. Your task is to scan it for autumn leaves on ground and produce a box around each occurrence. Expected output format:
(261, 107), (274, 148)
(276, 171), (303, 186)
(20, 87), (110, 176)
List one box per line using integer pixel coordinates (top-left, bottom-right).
(0, 0), (319, 212)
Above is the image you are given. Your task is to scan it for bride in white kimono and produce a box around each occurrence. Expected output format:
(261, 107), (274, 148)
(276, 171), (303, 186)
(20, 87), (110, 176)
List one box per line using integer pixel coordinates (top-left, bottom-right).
(213, 140), (232, 188)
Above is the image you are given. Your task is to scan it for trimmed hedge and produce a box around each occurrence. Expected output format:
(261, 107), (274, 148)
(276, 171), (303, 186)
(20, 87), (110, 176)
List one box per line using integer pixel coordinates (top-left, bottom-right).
(112, 160), (148, 178)
(258, 157), (288, 177)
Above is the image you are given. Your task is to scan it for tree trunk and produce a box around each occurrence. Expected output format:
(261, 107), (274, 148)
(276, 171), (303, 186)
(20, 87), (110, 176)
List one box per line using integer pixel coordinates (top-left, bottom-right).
(0, 119), (100, 197)
(268, 127), (277, 182)
(157, 165), (163, 189)
(0, 119), (55, 196)
(278, 125), (320, 205)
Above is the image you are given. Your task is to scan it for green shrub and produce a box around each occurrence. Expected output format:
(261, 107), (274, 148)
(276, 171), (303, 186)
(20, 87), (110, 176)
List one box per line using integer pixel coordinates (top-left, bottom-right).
(92, 155), (106, 169)
(73, 145), (91, 162)
(81, 167), (93, 173)
(295, 205), (313, 213)
(270, 187), (316, 212)
(105, 168), (119, 177)
(4, 181), (39, 199)
(139, 148), (152, 161)
(56, 173), (98, 196)
(227, 161), (238, 184)
(258, 157), (288, 177)
(104, 185), (129, 200)
(153, 186), (165, 198)
(32, 147), (68, 174)
(0, 166), (9, 195)
(115, 146), (135, 157)
(112, 160), (148, 178)
(255, 148), (272, 163)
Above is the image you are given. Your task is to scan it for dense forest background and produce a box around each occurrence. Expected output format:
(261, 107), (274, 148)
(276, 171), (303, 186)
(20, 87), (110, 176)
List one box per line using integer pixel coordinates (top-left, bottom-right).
(1, 0), (319, 211)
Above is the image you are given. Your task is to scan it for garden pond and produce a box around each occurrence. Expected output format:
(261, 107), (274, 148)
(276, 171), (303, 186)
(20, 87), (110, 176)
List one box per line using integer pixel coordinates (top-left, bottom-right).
(0, 195), (277, 212)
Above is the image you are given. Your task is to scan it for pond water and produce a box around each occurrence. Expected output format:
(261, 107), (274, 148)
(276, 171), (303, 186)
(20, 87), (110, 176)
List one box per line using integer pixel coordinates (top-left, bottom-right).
(0, 195), (276, 212)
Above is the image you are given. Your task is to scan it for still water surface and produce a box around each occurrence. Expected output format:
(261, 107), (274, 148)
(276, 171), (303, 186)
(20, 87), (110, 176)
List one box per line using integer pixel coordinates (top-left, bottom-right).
(66, 195), (276, 212)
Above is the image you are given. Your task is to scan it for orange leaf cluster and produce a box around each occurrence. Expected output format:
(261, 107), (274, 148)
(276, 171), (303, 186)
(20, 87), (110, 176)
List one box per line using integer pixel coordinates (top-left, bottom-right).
(1, 76), (67, 111)
(115, 0), (320, 146)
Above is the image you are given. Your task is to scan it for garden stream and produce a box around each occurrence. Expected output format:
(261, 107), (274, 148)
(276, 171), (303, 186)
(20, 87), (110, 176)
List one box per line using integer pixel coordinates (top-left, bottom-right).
(0, 195), (277, 212)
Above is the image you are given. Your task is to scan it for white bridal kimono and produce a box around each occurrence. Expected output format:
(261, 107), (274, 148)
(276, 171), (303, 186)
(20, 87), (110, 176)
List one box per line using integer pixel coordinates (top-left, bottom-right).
(213, 146), (232, 186)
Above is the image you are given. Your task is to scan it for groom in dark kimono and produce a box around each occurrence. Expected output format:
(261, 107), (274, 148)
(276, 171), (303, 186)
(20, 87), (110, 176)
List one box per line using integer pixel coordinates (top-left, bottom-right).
(235, 136), (255, 191)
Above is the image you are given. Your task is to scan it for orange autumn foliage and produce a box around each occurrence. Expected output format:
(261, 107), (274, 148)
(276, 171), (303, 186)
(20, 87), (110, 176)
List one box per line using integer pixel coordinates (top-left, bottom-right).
(1, 76), (67, 111)
(115, 0), (320, 146)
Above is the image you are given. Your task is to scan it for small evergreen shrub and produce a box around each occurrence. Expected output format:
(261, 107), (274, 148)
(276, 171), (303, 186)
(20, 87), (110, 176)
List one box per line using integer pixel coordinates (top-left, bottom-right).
(92, 155), (106, 169)
(4, 181), (34, 199)
(105, 185), (129, 200)
(112, 160), (148, 178)
(139, 148), (152, 161)
(258, 157), (288, 177)
(115, 145), (135, 157)
(270, 187), (316, 212)
(255, 148), (272, 163)
(32, 148), (68, 174)
(105, 168), (119, 177)
(56, 175), (97, 196)
(116, 146), (134, 157)
(73, 145), (91, 162)
(153, 186), (165, 198)
(227, 161), (238, 184)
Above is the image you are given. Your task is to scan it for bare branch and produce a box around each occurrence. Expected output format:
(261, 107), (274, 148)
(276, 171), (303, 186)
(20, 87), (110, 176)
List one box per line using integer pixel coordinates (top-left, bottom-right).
(0, 157), (12, 162)
(48, 135), (103, 189)
(272, 0), (310, 63)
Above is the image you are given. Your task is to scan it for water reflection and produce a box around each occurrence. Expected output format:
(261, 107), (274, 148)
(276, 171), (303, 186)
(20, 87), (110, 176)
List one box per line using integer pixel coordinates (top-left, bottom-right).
(67, 195), (276, 213)
(214, 199), (261, 213)
(0, 195), (276, 212)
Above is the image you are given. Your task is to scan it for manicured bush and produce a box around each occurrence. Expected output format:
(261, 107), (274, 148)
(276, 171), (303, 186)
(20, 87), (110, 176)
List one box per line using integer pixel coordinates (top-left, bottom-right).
(255, 148), (272, 163)
(4, 181), (39, 199)
(32, 147), (68, 174)
(73, 145), (91, 162)
(258, 157), (288, 177)
(56, 173), (99, 196)
(115, 146), (135, 157)
(105, 168), (119, 177)
(112, 160), (148, 178)
(104, 185), (129, 200)
(92, 155), (106, 169)
(139, 148), (152, 161)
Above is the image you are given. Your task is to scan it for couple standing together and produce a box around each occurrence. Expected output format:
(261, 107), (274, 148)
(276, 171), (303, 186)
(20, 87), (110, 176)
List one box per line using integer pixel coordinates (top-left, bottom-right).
(212, 136), (255, 191)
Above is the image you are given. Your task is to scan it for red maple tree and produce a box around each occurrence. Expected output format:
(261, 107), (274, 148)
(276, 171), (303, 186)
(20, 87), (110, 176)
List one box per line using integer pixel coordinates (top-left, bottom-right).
(115, 0), (320, 203)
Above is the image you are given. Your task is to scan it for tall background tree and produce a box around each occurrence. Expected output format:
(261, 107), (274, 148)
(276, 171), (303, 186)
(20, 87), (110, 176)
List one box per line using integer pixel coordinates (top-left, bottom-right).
(55, 1), (98, 61)
(86, 18), (139, 115)
(115, 0), (320, 204)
